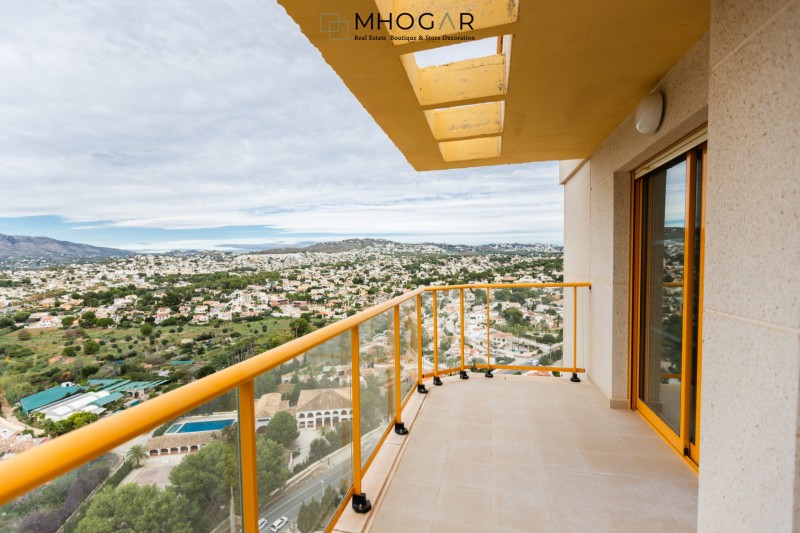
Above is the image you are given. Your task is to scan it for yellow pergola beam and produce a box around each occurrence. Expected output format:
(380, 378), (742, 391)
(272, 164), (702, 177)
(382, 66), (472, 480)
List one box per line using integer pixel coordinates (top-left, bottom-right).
(277, 0), (710, 170)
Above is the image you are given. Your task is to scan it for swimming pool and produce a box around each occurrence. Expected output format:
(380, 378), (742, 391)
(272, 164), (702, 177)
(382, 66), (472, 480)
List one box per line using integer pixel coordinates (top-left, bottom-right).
(165, 419), (234, 434)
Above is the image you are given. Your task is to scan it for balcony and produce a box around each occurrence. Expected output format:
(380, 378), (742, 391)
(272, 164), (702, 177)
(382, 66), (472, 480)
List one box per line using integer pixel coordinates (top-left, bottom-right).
(0, 283), (697, 533)
(337, 375), (697, 533)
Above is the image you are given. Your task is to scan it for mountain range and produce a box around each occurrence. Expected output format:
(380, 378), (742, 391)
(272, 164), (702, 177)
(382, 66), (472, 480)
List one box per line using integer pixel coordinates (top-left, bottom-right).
(0, 233), (132, 260)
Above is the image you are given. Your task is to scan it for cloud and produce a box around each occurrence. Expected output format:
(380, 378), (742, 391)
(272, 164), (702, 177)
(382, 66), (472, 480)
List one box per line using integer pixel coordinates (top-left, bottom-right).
(0, 1), (563, 245)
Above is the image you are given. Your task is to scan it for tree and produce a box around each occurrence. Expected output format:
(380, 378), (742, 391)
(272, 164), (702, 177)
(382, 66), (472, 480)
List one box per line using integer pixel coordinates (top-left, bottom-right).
(0, 316), (14, 328)
(79, 311), (97, 329)
(76, 484), (199, 533)
(46, 412), (100, 437)
(83, 340), (100, 355)
(13, 311), (30, 323)
(289, 318), (311, 338)
(264, 412), (299, 449)
(308, 438), (330, 462)
(139, 323), (155, 336)
(126, 444), (148, 468)
(169, 439), (239, 526)
(96, 317), (115, 328)
(61, 316), (76, 327)
(195, 365), (216, 379)
(256, 437), (291, 498)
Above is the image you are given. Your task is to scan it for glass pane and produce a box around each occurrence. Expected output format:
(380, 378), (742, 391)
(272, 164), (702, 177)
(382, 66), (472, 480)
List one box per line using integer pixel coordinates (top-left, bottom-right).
(489, 286), (564, 373)
(255, 332), (352, 533)
(358, 311), (394, 468)
(436, 289), (460, 371)
(399, 299), (419, 401)
(464, 288), (488, 371)
(420, 292), (435, 375)
(639, 158), (686, 434)
(1, 392), (243, 533)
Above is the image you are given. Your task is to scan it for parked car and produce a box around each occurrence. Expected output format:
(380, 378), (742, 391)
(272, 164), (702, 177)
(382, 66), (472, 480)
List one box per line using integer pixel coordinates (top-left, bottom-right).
(270, 516), (288, 532)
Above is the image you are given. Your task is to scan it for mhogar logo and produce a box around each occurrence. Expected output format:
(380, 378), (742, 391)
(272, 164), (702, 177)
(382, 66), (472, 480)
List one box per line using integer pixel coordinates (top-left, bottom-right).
(320, 13), (348, 40)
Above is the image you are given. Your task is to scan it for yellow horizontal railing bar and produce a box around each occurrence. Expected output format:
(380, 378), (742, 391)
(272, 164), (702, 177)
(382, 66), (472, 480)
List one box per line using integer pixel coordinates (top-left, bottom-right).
(0, 288), (423, 506)
(425, 282), (591, 291)
(475, 364), (586, 373)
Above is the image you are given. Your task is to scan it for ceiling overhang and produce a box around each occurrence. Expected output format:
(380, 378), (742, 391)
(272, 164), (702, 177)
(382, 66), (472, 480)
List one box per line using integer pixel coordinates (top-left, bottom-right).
(277, 0), (709, 171)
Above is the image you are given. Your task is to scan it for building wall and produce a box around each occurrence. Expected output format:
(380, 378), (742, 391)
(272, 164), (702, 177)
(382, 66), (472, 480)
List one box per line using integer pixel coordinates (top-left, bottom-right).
(562, 1), (800, 530)
(562, 34), (710, 406)
(699, 1), (800, 531)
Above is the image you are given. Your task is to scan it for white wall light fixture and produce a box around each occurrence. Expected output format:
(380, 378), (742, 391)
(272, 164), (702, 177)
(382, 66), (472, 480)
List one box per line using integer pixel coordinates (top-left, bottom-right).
(635, 92), (664, 134)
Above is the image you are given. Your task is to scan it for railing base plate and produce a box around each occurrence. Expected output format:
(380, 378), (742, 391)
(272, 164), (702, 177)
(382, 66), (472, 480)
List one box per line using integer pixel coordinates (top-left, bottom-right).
(459, 370), (470, 380)
(352, 492), (372, 514)
(394, 422), (409, 435)
(433, 376), (443, 386)
(570, 373), (581, 383)
(417, 384), (428, 394)
(485, 370), (494, 378)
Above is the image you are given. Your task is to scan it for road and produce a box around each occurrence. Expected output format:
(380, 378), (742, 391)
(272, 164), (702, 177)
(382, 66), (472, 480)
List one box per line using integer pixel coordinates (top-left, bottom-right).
(258, 426), (383, 531)
(259, 462), (348, 530)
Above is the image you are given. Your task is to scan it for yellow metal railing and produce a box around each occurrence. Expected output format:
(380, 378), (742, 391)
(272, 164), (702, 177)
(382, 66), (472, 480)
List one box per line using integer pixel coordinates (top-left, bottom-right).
(0, 282), (589, 532)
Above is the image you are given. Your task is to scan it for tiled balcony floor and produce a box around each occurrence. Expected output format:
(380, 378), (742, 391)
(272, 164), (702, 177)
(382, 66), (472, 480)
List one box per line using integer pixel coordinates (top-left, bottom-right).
(361, 375), (697, 533)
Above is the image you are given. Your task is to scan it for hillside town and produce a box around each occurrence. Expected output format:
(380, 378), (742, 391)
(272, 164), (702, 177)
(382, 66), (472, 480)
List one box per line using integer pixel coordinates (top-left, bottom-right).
(0, 241), (567, 532)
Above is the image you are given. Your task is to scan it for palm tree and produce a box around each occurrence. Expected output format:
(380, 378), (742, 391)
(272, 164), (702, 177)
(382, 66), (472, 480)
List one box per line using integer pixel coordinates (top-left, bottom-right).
(126, 444), (148, 468)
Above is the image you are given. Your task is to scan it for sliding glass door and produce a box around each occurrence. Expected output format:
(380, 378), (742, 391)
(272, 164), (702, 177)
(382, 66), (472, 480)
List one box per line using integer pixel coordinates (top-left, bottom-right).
(632, 140), (705, 466)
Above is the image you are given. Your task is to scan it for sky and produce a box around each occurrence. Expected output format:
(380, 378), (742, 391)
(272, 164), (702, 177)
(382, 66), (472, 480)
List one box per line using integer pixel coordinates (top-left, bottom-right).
(0, 1), (563, 252)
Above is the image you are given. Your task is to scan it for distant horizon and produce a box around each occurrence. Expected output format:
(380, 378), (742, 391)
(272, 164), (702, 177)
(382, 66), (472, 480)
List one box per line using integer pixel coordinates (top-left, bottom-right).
(0, 218), (564, 254)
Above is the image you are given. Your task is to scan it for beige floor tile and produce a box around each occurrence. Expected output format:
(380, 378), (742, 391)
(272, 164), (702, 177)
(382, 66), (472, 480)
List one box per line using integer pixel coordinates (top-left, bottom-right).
(619, 434), (677, 460)
(571, 430), (626, 455)
(430, 517), (491, 532)
(449, 438), (491, 460)
(594, 475), (673, 518)
(528, 413), (570, 431)
(491, 489), (554, 532)
(533, 428), (578, 449)
(434, 484), (492, 529)
(536, 446), (589, 473)
(650, 479), (698, 529)
(403, 435), (449, 459)
(367, 508), (433, 533)
(492, 441), (539, 467)
(610, 511), (687, 532)
(492, 423), (534, 445)
(379, 477), (441, 516)
(549, 501), (615, 533)
(635, 456), (698, 484)
(394, 448), (446, 483)
(582, 451), (645, 478)
(442, 457), (492, 489)
(492, 463), (545, 495)
(541, 470), (606, 506)
(412, 418), (455, 439)
(454, 422), (494, 442)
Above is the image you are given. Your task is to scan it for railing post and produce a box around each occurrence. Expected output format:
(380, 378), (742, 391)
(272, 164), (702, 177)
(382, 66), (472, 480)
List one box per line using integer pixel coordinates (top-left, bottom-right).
(238, 380), (259, 532)
(350, 326), (371, 513)
(459, 288), (468, 380)
(393, 305), (408, 435)
(485, 287), (493, 378)
(432, 290), (442, 386)
(570, 285), (581, 382)
(416, 294), (427, 394)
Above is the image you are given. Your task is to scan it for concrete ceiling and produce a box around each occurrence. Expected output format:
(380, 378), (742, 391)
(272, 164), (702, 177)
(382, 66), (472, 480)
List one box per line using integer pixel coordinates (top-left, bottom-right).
(278, 0), (709, 171)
